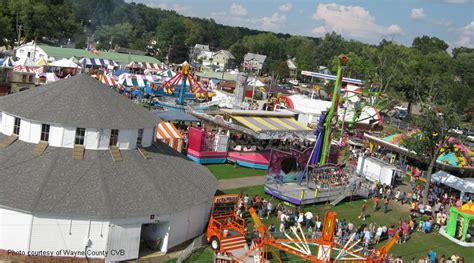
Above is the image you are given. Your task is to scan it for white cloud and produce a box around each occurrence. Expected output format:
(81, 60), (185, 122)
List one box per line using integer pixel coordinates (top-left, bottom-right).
(388, 24), (403, 35)
(444, 0), (471, 4)
(432, 19), (453, 27)
(261, 12), (287, 31)
(312, 3), (403, 43)
(230, 3), (248, 16)
(411, 8), (426, 20)
(458, 21), (474, 47)
(279, 3), (293, 12)
(152, 3), (192, 16)
(312, 26), (327, 36)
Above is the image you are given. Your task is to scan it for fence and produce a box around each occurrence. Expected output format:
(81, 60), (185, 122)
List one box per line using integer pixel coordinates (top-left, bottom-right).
(176, 234), (208, 263)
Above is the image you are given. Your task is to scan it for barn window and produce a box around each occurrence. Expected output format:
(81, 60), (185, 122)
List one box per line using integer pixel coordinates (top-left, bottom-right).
(40, 124), (50, 142)
(13, 117), (21, 135)
(75, 128), (86, 145)
(109, 129), (119, 146)
(137, 129), (144, 147)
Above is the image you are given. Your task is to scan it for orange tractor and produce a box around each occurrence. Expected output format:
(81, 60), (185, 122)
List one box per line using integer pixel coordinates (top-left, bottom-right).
(207, 194), (399, 262)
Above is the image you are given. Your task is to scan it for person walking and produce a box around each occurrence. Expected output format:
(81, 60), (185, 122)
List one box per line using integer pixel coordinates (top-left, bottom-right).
(359, 200), (368, 220)
(384, 198), (390, 214)
(373, 196), (379, 212)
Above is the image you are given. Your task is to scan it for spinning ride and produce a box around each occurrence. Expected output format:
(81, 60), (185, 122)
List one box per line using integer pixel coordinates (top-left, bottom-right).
(156, 62), (215, 108)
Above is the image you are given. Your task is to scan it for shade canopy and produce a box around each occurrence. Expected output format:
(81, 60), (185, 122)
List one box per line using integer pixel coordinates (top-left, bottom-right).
(79, 58), (119, 67)
(151, 109), (200, 122)
(50, 58), (79, 68)
(431, 170), (474, 194)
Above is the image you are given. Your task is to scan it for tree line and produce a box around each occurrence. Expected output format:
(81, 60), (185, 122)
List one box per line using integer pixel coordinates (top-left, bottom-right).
(0, 0), (472, 118)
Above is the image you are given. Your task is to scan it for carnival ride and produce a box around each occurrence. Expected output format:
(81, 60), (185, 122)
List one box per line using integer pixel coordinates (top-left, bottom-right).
(153, 62), (217, 109)
(266, 56), (372, 205)
(207, 194), (399, 262)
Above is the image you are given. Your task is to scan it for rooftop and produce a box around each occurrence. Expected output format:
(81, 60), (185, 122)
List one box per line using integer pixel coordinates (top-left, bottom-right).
(0, 134), (217, 219)
(39, 45), (161, 65)
(0, 74), (160, 129)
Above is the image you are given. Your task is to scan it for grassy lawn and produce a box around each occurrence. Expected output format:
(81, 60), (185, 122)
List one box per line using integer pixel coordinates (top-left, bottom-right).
(185, 184), (473, 262)
(205, 164), (267, 180)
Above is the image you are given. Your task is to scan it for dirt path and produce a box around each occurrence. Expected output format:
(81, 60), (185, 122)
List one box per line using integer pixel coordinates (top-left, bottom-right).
(218, 176), (266, 190)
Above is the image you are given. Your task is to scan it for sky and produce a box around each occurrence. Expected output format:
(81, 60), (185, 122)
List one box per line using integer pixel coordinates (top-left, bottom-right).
(129, 0), (474, 48)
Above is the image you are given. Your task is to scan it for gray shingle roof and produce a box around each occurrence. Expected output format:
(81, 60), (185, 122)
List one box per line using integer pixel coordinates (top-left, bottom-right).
(0, 134), (218, 219)
(0, 74), (160, 129)
(243, 53), (267, 63)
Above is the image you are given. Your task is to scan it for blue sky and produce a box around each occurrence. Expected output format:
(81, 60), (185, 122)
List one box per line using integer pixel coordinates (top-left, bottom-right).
(129, 0), (474, 48)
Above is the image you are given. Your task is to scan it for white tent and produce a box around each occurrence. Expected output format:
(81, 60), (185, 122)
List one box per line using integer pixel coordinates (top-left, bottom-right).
(432, 170), (474, 199)
(50, 58), (79, 68)
(14, 57), (37, 67)
(1, 57), (14, 67)
(247, 78), (265, 87)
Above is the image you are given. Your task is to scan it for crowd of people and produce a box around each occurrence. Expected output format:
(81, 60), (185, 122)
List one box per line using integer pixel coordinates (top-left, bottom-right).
(234, 176), (469, 263)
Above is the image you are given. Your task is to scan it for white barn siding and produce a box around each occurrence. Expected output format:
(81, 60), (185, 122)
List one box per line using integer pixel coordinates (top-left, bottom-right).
(18, 119), (30, 141)
(62, 127), (76, 148)
(49, 125), (64, 147)
(128, 129), (138, 149)
(0, 208), (32, 251)
(85, 129), (100, 149)
(98, 128), (111, 149)
(117, 129), (132, 149)
(28, 122), (41, 143)
(3, 113), (14, 135)
(142, 127), (154, 147)
(106, 223), (141, 261)
(29, 215), (108, 258)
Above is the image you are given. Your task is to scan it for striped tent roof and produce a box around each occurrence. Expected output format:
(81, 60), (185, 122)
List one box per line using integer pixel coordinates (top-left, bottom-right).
(79, 58), (119, 67)
(121, 77), (148, 87)
(229, 115), (311, 133)
(156, 121), (183, 139)
(126, 61), (162, 70)
(13, 65), (36, 73)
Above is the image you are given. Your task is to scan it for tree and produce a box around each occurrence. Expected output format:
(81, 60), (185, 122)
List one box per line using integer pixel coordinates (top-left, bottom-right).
(412, 36), (449, 54)
(401, 105), (460, 205)
(271, 60), (290, 81)
(93, 22), (134, 49)
(230, 40), (248, 66)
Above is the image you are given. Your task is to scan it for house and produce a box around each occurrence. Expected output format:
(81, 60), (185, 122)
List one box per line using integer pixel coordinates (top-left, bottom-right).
(212, 50), (235, 69)
(10, 71), (35, 93)
(287, 58), (297, 79)
(196, 50), (214, 66)
(0, 68), (11, 95)
(242, 53), (267, 73)
(190, 43), (210, 62)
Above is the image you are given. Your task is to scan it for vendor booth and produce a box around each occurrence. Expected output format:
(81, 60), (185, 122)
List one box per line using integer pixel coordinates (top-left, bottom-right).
(156, 121), (184, 152)
(186, 109), (312, 169)
(431, 170), (474, 201)
(441, 202), (474, 247)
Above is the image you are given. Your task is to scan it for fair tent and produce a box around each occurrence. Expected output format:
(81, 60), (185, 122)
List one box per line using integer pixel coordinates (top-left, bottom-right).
(247, 78), (265, 87)
(1, 57), (14, 67)
(69, 57), (79, 64)
(36, 57), (49, 66)
(14, 57), (37, 67)
(50, 58), (79, 68)
(431, 170), (474, 195)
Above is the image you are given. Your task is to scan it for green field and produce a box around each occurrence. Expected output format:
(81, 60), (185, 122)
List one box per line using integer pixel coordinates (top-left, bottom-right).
(184, 184), (473, 262)
(205, 164), (267, 180)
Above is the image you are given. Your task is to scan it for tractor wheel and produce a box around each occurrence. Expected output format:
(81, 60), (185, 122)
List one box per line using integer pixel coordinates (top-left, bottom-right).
(210, 236), (220, 251)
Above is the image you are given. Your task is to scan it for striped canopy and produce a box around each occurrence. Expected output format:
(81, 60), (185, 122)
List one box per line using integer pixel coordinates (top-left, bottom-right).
(229, 115), (311, 133)
(126, 61), (162, 70)
(79, 58), (119, 67)
(156, 121), (184, 152)
(13, 65), (36, 73)
(121, 77), (148, 87)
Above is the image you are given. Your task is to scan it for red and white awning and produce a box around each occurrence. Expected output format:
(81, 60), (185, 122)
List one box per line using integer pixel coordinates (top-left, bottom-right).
(13, 65), (36, 73)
